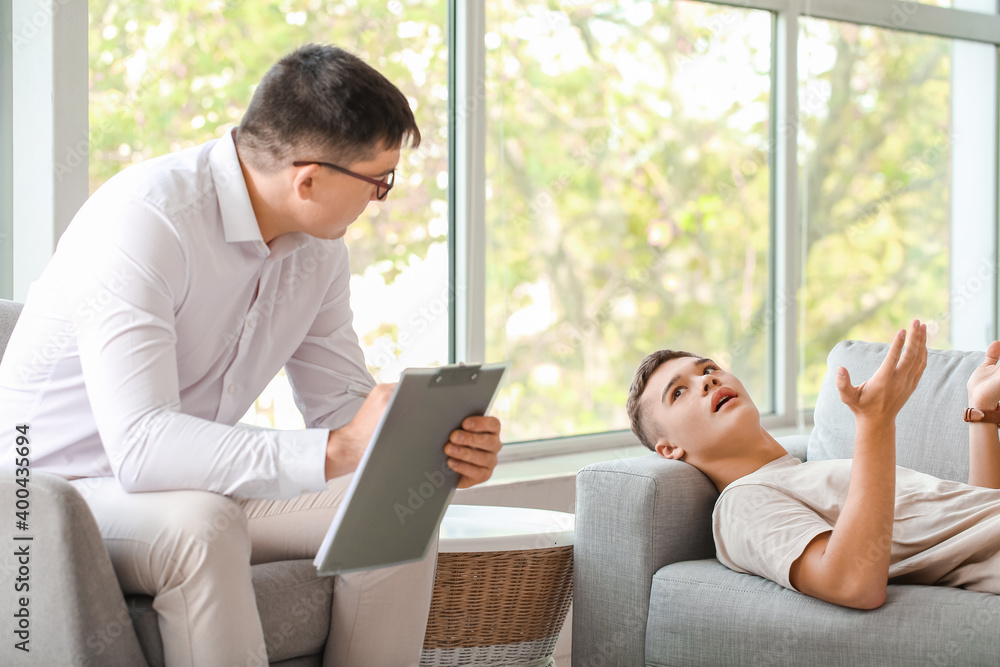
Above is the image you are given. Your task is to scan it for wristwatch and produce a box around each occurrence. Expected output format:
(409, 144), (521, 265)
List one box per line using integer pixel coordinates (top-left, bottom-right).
(963, 407), (1000, 425)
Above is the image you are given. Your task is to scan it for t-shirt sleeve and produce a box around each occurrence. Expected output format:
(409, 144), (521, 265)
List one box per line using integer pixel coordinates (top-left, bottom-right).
(712, 483), (833, 591)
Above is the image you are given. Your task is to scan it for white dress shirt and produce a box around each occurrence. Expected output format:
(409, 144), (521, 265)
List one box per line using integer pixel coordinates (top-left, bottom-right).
(0, 129), (375, 498)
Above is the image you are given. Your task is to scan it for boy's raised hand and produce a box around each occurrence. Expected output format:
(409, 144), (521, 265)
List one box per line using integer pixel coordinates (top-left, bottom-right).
(835, 319), (927, 423)
(967, 340), (1000, 412)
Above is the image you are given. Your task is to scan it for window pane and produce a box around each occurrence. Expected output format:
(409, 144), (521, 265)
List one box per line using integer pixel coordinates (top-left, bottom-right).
(88, 1), (448, 428)
(797, 19), (955, 405)
(486, 1), (773, 442)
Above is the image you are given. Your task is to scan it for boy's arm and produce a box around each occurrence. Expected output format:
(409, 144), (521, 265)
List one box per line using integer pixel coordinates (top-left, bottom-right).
(789, 320), (927, 610)
(966, 341), (1000, 488)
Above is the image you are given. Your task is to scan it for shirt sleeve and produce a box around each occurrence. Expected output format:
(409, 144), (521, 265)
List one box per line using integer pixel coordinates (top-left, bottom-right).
(283, 240), (376, 433)
(712, 483), (833, 591)
(72, 197), (328, 499)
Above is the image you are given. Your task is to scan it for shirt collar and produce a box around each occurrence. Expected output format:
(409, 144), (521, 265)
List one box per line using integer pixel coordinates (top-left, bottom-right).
(209, 128), (322, 261)
(209, 128), (267, 248)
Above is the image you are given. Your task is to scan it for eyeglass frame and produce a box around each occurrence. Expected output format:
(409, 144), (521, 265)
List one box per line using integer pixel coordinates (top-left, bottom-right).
(292, 161), (395, 200)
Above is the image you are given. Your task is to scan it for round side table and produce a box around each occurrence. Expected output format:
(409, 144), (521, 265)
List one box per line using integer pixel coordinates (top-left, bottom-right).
(420, 505), (575, 667)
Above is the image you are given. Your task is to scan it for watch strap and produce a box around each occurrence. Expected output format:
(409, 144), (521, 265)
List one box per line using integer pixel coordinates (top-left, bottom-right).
(964, 407), (1000, 424)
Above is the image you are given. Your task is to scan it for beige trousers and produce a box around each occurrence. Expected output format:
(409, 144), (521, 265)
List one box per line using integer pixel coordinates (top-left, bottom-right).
(71, 474), (438, 667)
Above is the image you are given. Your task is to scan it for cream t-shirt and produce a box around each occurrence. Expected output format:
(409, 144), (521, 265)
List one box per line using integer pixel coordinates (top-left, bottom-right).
(713, 454), (1000, 594)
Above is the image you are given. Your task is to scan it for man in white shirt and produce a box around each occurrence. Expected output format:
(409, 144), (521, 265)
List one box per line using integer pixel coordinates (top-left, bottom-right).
(0, 44), (502, 666)
(626, 319), (1000, 609)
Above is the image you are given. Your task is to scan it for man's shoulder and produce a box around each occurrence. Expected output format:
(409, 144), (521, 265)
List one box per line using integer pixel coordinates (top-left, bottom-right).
(91, 139), (220, 218)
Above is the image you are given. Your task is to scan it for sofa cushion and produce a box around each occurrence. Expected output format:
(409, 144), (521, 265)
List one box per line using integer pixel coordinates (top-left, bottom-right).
(809, 341), (982, 482)
(647, 559), (1000, 666)
(129, 560), (333, 666)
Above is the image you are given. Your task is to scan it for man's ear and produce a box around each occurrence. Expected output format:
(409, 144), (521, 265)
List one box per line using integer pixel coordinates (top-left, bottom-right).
(655, 439), (684, 460)
(292, 163), (320, 201)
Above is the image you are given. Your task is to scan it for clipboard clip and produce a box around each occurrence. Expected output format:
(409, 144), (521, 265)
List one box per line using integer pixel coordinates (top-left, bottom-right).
(429, 364), (483, 387)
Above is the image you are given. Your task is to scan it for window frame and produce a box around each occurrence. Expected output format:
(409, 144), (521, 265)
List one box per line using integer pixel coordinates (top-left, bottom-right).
(5, 0), (999, 464)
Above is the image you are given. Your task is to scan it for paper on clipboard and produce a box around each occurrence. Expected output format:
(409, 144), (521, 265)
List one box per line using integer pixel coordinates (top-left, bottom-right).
(314, 361), (509, 576)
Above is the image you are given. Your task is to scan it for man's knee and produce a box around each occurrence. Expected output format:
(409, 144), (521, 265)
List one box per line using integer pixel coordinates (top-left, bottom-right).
(158, 492), (252, 583)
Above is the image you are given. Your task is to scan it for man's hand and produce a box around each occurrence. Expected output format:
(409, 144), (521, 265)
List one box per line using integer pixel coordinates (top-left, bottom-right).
(325, 384), (395, 480)
(835, 319), (927, 425)
(967, 340), (1000, 410)
(446, 416), (503, 489)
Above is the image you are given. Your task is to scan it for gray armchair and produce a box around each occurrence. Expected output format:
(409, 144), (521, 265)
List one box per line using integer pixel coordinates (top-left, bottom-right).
(574, 341), (1000, 666)
(0, 299), (333, 666)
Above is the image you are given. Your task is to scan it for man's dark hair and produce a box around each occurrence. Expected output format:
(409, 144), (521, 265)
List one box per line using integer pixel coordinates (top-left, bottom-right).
(237, 44), (421, 172)
(627, 349), (698, 451)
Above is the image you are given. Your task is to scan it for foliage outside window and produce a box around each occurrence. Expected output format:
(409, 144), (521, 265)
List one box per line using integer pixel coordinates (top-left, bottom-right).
(485, 1), (773, 441)
(797, 19), (954, 404)
(85, 0), (991, 443)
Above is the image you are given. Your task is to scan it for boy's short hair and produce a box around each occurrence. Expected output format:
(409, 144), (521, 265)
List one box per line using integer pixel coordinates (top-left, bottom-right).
(237, 44), (420, 172)
(627, 349), (698, 451)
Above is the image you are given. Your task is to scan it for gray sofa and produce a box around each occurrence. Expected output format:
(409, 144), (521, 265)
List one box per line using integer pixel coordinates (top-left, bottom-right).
(574, 340), (1000, 666)
(0, 298), (334, 666)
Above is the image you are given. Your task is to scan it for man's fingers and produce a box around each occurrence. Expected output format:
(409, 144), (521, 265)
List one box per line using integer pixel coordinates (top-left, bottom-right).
(450, 427), (502, 453)
(446, 441), (497, 468)
(449, 457), (493, 488)
(461, 415), (501, 434)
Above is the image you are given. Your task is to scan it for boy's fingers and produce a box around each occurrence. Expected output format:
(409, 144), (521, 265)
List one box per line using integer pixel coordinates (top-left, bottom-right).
(878, 329), (906, 374)
(897, 320), (923, 368)
(835, 367), (856, 405)
(982, 340), (1000, 368)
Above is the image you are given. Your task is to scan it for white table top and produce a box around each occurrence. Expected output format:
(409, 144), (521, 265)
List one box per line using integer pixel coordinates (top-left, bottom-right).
(438, 504), (575, 553)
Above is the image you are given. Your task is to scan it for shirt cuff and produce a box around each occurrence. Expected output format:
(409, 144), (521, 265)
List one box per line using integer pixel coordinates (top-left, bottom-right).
(274, 428), (330, 497)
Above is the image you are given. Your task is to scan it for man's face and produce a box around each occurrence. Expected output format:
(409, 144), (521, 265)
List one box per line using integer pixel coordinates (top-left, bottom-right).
(297, 145), (401, 240)
(641, 355), (760, 463)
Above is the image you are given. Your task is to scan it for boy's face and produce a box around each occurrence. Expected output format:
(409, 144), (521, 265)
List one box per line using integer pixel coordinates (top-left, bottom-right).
(641, 355), (761, 464)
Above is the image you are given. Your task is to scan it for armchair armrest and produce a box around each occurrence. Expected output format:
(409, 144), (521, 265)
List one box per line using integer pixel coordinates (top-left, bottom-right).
(0, 470), (149, 666)
(573, 454), (717, 667)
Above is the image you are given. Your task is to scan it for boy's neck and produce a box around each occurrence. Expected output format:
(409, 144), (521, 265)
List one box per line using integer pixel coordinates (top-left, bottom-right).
(703, 429), (789, 492)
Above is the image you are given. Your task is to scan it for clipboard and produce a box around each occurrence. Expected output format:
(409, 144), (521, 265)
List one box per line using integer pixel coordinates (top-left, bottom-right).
(314, 361), (510, 576)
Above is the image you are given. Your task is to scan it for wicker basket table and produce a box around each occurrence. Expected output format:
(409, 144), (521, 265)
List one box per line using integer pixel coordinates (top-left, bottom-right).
(421, 505), (575, 667)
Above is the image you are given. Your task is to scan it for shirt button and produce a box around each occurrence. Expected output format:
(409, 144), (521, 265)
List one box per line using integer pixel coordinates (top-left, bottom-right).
(228, 384), (236, 394)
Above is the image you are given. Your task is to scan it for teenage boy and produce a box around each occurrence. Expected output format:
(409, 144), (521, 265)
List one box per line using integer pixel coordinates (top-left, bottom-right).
(0, 44), (501, 666)
(627, 319), (1000, 609)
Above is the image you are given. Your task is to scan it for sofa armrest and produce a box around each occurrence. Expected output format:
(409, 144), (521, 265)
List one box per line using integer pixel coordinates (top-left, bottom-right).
(0, 470), (149, 666)
(573, 454), (717, 667)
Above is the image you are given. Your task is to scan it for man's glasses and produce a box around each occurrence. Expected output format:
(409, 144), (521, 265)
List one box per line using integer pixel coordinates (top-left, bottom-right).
(293, 161), (395, 200)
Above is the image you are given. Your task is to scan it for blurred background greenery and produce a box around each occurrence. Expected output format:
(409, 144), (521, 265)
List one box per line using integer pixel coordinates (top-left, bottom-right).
(89, 0), (953, 441)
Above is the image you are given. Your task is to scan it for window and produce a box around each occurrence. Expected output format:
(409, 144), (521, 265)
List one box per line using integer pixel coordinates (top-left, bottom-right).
(484, 1), (773, 441)
(798, 19), (960, 404)
(8, 0), (998, 451)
